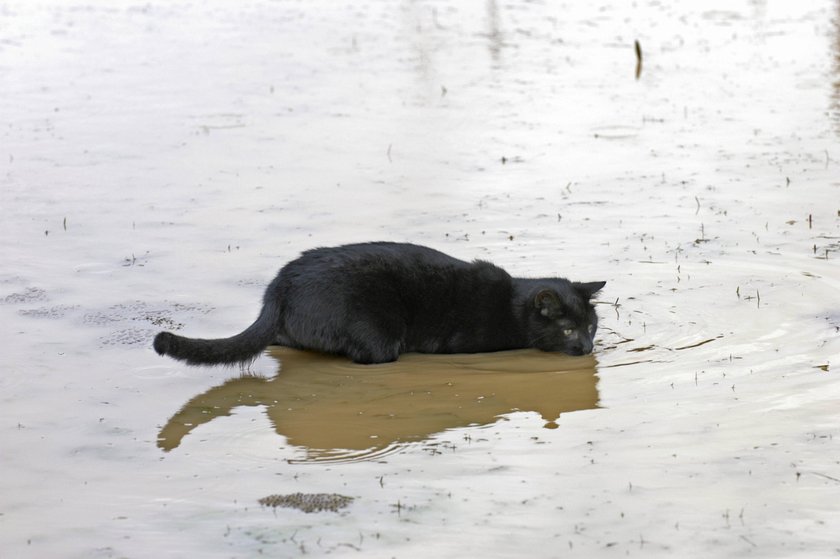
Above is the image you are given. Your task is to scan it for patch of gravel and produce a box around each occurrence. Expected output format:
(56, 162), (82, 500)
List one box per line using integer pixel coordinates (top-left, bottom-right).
(258, 493), (355, 514)
(18, 305), (79, 319)
(2, 287), (48, 304)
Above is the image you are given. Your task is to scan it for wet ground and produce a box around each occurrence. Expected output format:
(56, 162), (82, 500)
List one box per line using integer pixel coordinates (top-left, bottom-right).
(2, 0), (839, 557)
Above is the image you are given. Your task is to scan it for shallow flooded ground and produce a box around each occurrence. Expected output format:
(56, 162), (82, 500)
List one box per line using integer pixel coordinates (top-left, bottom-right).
(2, 0), (839, 557)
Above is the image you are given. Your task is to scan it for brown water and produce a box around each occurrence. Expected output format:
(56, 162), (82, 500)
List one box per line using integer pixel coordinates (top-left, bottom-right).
(2, 0), (840, 557)
(159, 349), (599, 462)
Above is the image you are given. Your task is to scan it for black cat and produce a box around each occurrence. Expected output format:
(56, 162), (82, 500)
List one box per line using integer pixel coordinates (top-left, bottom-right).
(153, 242), (606, 365)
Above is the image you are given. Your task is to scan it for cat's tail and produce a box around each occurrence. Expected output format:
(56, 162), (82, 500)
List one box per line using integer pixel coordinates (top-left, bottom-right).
(153, 300), (279, 366)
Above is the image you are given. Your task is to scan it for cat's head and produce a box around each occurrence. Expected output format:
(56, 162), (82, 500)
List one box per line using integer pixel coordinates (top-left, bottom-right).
(529, 280), (606, 356)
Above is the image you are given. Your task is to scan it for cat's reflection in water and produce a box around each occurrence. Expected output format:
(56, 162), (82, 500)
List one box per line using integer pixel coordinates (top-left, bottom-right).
(158, 347), (600, 462)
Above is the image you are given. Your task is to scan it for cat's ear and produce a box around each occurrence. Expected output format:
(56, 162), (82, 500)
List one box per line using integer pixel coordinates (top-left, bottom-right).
(574, 281), (606, 299)
(534, 289), (562, 317)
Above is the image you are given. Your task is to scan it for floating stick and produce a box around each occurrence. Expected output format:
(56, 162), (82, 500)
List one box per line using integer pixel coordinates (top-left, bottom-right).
(635, 40), (642, 79)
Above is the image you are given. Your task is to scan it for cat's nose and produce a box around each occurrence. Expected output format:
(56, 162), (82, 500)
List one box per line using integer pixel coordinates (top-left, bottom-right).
(569, 339), (593, 355)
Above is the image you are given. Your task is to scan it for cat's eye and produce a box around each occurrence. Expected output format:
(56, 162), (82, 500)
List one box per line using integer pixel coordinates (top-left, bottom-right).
(562, 328), (574, 336)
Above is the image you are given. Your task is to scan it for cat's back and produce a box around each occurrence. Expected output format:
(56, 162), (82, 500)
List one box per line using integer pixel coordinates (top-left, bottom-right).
(290, 242), (467, 275)
(277, 242), (513, 311)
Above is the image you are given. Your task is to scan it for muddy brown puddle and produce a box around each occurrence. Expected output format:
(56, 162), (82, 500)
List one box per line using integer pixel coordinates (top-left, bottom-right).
(158, 348), (599, 462)
(2, 1), (840, 557)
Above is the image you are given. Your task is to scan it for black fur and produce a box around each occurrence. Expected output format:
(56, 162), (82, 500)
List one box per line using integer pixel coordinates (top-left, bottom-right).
(153, 242), (606, 365)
